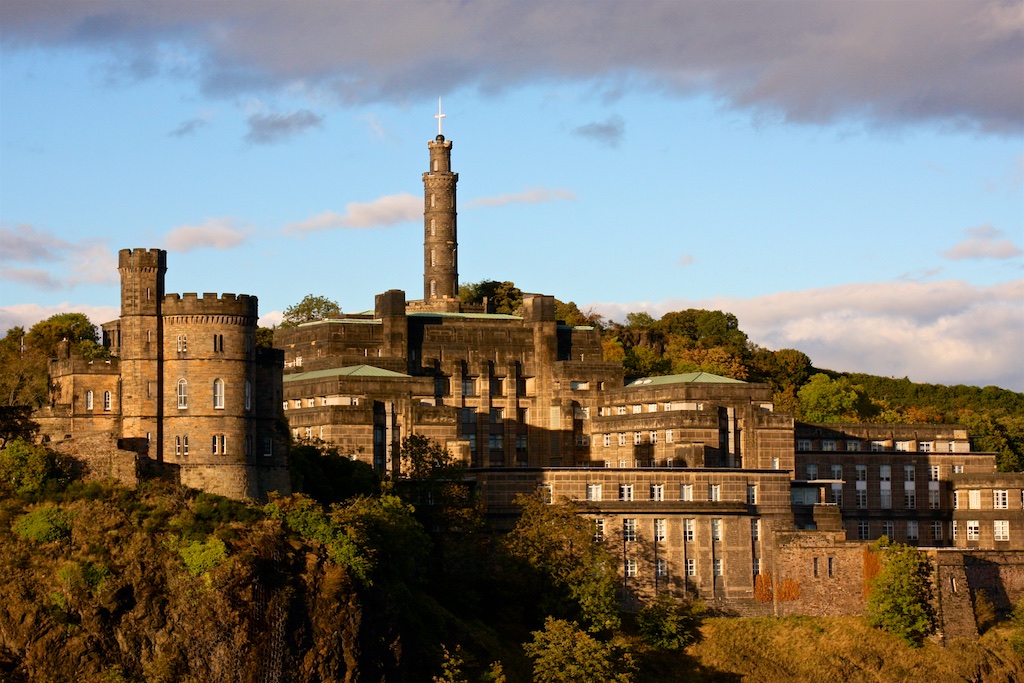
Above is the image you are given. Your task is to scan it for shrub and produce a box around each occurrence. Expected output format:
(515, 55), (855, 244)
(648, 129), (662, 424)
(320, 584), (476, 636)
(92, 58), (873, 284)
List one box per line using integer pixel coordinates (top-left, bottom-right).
(13, 506), (72, 542)
(865, 539), (935, 646)
(636, 594), (705, 650)
(523, 617), (634, 683)
(174, 536), (228, 576)
(0, 438), (73, 495)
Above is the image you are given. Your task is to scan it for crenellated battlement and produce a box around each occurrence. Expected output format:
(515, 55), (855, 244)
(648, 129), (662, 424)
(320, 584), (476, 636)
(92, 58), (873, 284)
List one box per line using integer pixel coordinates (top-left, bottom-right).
(118, 248), (167, 270)
(162, 292), (258, 319)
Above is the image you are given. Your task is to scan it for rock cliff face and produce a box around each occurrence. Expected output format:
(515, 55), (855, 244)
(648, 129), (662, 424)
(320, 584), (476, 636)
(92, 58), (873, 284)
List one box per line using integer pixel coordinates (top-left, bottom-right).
(0, 486), (407, 683)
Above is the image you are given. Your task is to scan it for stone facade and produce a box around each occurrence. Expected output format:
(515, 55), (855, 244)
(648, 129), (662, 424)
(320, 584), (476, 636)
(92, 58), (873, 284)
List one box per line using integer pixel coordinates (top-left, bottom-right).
(35, 248), (290, 501)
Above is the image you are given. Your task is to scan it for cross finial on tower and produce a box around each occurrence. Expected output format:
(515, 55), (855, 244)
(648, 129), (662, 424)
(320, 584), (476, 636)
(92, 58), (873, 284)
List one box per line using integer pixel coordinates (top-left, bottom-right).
(435, 97), (446, 136)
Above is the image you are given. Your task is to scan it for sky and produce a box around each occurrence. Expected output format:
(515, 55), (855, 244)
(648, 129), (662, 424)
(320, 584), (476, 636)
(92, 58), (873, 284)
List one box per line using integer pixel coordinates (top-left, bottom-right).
(1, 1), (1022, 391)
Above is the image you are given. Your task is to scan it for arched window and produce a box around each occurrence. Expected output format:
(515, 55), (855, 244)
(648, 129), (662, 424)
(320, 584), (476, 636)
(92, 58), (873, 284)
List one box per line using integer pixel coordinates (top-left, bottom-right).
(85, 390), (94, 410)
(430, 219), (436, 236)
(177, 379), (188, 409)
(433, 159), (438, 171)
(245, 380), (252, 411)
(430, 280), (437, 297)
(213, 379), (225, 409)
(183, 436), (189, 456)
(430, 249), (436, 266)
(430, 193), (436, 208)
(175, 436), (181, 456)
(103, 391), (111, 411)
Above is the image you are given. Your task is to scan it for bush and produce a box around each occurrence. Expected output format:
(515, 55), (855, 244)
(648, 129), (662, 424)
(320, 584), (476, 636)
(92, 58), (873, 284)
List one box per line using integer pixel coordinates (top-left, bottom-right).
(636, 594), (705, 650)
(174, 536), (228, 576)
(865, 539), (935, 646)
(13, 506), (72, 542)
(523, 617), (634, 683)
(0, 438), (74, 495)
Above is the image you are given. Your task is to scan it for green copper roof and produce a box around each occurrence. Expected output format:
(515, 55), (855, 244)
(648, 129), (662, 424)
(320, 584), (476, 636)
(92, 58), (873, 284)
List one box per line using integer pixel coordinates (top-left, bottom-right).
(296, 317), (381, 327)
(283, 365), (411, 382)
(626, 372), (746, 387)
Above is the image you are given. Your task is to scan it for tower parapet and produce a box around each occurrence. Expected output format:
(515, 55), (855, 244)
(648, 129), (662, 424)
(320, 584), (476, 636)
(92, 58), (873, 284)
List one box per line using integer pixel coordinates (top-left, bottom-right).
(162, 293), (259, 320)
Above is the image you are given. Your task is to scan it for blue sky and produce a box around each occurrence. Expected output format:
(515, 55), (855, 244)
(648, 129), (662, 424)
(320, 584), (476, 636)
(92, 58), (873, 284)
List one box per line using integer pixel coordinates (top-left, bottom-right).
(1, 1), (1022, 390)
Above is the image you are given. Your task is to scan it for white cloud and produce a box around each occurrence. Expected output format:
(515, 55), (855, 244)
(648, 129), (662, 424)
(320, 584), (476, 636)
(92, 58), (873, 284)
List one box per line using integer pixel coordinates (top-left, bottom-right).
(285, 193), (420, 233)
(0, 302), (121, 333)
(0, 224), (117, 291)
(258, 310), (283, 328)
(468, 188), (576, 208)
(943, 224), (1023, 261)
(245, 109), (323, 144)
(163, 218), (250, 253)
(591, 278), (1024, 391)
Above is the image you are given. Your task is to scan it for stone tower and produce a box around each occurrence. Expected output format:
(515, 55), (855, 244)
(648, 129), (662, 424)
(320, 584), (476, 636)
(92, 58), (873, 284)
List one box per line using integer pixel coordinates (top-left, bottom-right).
(422, 133), (459, 301)
(118, 248), (167, 457)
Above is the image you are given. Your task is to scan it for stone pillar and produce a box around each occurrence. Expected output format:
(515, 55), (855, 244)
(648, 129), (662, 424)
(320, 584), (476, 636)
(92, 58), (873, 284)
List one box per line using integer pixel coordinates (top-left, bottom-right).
(423, 135), (459, 301)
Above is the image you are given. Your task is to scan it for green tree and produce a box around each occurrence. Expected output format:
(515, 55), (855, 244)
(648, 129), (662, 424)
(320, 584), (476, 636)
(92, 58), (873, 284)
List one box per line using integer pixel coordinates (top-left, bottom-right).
(289, 440), (379, 505)
(623, 345), (670, 378)
(459, 280), (524, 315)
(798, 373), (870, 422)
(635, 594), (705, 650)
(399, 434), (459, 480)
(0, 326), (50, 406)
(865, 539), (936, 646)
(555, 300), (603, 328)
(255, 326), (275, 350)
(0, 406), (39, 447)
(280, 294), (342, 327)
(504, 495), (620, 631)
(25, 312), (99, 357)
(0, 438), (74, 495)
(523, 617), (634, 683)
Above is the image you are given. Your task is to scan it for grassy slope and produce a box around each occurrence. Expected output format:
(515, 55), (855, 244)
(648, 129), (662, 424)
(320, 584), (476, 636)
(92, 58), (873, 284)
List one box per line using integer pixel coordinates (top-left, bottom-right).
(661, 616), (1024, 683)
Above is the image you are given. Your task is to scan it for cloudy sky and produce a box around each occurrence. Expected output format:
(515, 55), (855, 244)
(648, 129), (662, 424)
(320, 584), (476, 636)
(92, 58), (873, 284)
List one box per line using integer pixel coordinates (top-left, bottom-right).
(1, 1), (1022, 390)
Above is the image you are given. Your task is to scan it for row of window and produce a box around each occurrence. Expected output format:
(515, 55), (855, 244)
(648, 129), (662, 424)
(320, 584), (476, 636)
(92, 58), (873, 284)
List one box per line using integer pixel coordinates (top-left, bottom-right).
(84, 390), (112, 411)
(599, 516), (759, 544)
(954, 489), (1020, 510)
(600, 430), (676, 447)
(174, 334), (252, 354)
(585, 483), (758, 504)
(798, 439), (957, 453)
(176, 378), (252, 410)
(598, 402), (706, 417)
(173, 434), (274, 457)
(810, 463), (964, 483)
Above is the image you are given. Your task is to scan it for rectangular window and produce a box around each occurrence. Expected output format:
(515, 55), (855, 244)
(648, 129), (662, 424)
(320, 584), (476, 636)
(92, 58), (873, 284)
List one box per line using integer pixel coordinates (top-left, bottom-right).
(747, 485), (757, 505)
(904, 465), (916, 482)
(633, 431), (642, 445)
(846, 440), (861, 451)
(932, 521), (943, 541)
(822, 439), (836, 451)
(212, 435), (219, 454)
(650, 430), (657, 444)
(594, 519), (605, 542)
(967, 520), (980, 541)
(871, 441), (885, 452)
(953, 464), (964, 474)
(623, 519), (636, 542)
(263, 437), (272, 457)
(883, 521), (894, 539)
(616, 406), (627, 415)
(880, 465), (891, 482)
(686, 558), (696, 577)
(461, 408), (476, 424)
(929, 490), (940, 509)
(654, 518), (666, 542)
(751, 518), (760, 541)
(858, 521), (870, 540)
(831, 484), (843, 506)
(831, 464), (843, 480)
(953, 521), (959, 541)
(856, 465), (867, 481)
(461, 377), (478, 396)
(806, 463), (818, 480)
(655, 558), (668, 578)
(618, 433), (626, 446)
(632, 404), (642, 414)
(969, 489), (981, 509)
(856, 490), (867, 509)
(709, 484), (721, 501)
(994, 490), (1009, 509)
(651, 484), (664, 501)
(797, 439), (812, 452)
(753, 558), (761, 576)
(619, 484), (634, 501)
(489, 434), (503, 451)
(603, 433), (610, 448)
(175, 436), (181, 456)
(681, 484), (693, 501)
(904, 491), (916, 510)
(586, 484), (602, 501)
(647, 403), (657, 413)
(828, 556), (835, 577)
(929, 465), (940, 481)
(103, 391), (111, 411)
(182, 436), (189, 457)
(684, 518), (695, 542)
(666, 429), (674, 443)
(954, 491), (960, 509)
(490, 407), (504, 424)
(625, 558), (637, 578)
(772, 457), (780, 470)
(713, 559), (723, 577)
(711, 518), (722, 541)
(994, 520), (1010, 542)
(920, 441), (933, 452)
(813, 557), (819, 577)
(895, 441), (911, 452)
(880, 490), (892, 509)
(516, 434), (528, 451)
(907, 520), (918, 541)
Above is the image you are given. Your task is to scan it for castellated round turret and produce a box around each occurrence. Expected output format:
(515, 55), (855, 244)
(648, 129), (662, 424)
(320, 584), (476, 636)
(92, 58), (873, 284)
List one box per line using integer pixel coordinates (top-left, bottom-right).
(161, 292), (259, 468)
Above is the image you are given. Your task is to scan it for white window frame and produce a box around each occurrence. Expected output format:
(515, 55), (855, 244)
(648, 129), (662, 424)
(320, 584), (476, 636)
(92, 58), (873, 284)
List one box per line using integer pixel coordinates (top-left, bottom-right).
(213, 379), (225, 409)
(994, 520), (1010, 542)
(177, 379), (188, 409)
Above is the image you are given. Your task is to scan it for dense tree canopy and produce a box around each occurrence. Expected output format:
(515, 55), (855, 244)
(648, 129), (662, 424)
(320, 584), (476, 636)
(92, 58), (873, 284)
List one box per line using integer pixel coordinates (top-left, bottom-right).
(280, 294), (342, 327)
(865, 539), (936, 646)
(459, 280), (524, 315)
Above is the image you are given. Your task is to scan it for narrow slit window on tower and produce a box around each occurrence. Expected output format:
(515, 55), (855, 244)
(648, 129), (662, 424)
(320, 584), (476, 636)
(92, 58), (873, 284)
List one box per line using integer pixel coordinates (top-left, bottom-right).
(433, 159), (438, 171)
(177, 379), (188, 409)
(431, 219), (436, 236)
(430, 280), (437, 297)
(85, 390), (94, 410)
(431, 193), (436, 207)
(430, 249), (436, 266)
(245, 380), (252, 411)
(103, 391), (111, 411)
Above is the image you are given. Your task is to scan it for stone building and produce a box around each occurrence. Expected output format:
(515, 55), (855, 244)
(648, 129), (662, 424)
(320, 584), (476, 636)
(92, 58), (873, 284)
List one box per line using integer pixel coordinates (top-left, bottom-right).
(35, 248), (290, 500)
(269, 124), (1024, 620)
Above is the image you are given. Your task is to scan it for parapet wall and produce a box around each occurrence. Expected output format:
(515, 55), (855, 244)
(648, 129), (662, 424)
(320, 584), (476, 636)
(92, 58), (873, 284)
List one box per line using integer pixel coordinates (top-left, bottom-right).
(162, 292), (258, 320)
(118, 247), (167, 270)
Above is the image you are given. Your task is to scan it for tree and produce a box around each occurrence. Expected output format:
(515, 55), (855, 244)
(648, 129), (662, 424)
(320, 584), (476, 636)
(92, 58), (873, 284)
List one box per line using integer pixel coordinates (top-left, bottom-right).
(399, 434), (459, 480)
(289, 440), (379, 505)
(0, 326), (51, 407)
(504, 495), (620, 631)
(522, 617), (634, 683)
(0, 406), (39, 447)
(459, 280), (523, 315)
(25, 312), (99, 358)
(635, 594), (705, 650)
(865, 539), (936, 646)
(798, 373), (870, 422)
(0, 438), (74, 495)
(255, 326), (275, 350)
(280, 294), (341, 327)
